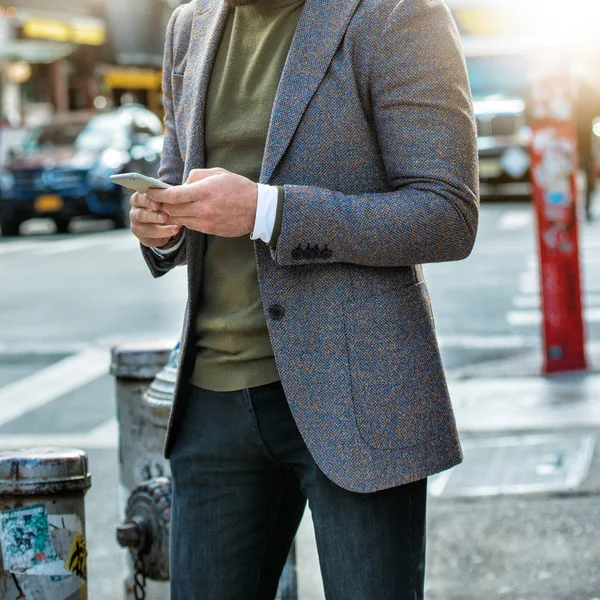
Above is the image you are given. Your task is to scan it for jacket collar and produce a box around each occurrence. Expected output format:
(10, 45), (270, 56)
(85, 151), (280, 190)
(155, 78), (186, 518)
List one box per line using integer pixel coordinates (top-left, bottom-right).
(185, 0), (361, 182)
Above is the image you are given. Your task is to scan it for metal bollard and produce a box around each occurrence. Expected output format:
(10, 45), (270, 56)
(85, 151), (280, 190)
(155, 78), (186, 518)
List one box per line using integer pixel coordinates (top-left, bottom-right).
(0, 447), (92, 599)
(113, 341), (298, 600)
(110, 341), (174, 600)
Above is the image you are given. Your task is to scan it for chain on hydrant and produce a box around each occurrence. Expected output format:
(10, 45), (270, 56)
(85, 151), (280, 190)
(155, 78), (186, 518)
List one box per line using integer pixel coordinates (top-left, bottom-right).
(134, 552), (147, 600)
(116, 476), (172, 599)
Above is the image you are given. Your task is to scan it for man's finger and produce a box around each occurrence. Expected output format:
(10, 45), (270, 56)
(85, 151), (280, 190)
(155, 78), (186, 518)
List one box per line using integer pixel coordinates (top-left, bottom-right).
(159, 202), (197, 219)
(147, 180), (209, 205)
(134, 208), (170, 225)
(131, 192), (154, 210)
(146, 186), (186, 205)
(186, 168), (225, 184)
(141, 236), (179, 249)
(132, 223), (180, 239)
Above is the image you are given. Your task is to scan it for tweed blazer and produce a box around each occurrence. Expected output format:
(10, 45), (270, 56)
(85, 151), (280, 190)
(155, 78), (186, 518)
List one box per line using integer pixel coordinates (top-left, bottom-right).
(142, 0), (479, 493)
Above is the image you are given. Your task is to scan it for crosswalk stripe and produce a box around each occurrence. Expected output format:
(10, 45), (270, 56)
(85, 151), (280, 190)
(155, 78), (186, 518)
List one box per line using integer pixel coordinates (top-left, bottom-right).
(513, 294), (600, 309)
(507, 308), (600, 326)
(0, 348), (109, 427)
(0, 419), (118, 449)
(518, 274), (600, 295)
(497, 211), (533, 231)
(30, 237), (113, 255)
(438, 334), (539, 349)
(0, 231), (139, 257)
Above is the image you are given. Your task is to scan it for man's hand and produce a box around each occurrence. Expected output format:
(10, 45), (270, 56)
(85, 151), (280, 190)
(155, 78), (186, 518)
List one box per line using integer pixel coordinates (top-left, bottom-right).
(130, 191), (181, 248)
(146, 168), (258, 238)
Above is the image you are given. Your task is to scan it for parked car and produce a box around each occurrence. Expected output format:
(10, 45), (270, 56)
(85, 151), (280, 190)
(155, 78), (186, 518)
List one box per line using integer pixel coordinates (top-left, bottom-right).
(466, 53), (533, 199)
(0, 105), (164, 236)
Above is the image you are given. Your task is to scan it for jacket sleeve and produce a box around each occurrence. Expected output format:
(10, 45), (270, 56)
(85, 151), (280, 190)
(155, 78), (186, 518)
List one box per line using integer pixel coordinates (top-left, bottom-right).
(141, 5), (187, 278)
(272, 0), (479, 268)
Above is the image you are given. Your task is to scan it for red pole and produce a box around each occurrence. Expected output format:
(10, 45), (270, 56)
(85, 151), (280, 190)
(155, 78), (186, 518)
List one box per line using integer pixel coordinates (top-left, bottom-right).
(530, 59), (588, 374)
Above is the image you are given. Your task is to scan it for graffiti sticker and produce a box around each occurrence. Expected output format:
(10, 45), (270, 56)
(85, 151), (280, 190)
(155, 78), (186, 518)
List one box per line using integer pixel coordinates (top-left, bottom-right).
(0, 505), (57, 572)
(65, 533), (87, 580)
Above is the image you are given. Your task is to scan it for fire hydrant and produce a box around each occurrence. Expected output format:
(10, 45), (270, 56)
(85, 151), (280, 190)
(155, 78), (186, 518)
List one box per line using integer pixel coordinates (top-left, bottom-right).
(113, 341), (298, 600)
(111, 341), (174, 599)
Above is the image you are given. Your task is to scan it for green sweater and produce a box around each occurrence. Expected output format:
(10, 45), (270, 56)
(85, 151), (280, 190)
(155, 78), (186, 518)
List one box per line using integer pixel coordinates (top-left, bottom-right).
(190, 0), (304, 391)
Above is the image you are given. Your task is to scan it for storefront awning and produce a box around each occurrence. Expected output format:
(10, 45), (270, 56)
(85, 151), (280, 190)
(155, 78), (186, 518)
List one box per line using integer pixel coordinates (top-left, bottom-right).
(0, 39), (74, 63)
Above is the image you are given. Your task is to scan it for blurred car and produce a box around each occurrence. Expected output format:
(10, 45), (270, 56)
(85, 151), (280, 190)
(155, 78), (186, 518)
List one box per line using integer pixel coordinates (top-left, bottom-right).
(467, 53), (533, 199)
(0, 105), (163, 236)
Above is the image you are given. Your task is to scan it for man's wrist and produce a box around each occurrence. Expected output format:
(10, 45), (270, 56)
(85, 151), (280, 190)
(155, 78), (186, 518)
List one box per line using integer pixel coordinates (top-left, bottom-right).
(151, 229), (186, 258)
(156, 229), (183, 250)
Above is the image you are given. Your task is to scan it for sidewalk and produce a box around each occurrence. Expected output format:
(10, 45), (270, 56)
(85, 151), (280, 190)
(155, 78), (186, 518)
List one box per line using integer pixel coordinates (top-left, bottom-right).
(84, 344), (600, 599)
(425, 343), (600, 599)
(297, 344), (600, 599)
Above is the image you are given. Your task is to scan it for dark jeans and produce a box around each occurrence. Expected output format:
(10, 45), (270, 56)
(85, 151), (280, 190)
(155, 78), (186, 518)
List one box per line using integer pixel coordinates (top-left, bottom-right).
(169, 380), (427, 600)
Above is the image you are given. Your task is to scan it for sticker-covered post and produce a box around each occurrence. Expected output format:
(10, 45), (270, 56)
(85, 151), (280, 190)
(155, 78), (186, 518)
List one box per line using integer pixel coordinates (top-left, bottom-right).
(529, 56), (588, 374)
(0, 447), (92, 600)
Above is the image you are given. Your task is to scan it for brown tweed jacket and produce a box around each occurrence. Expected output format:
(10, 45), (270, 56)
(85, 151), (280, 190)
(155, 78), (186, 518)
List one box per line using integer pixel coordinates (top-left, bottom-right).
(142, 0), (479, 493)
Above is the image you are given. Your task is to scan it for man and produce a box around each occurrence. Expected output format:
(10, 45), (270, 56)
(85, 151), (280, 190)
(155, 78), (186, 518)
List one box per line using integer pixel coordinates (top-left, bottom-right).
(575, 73), (600, 221)
(130, 0), (479, 597)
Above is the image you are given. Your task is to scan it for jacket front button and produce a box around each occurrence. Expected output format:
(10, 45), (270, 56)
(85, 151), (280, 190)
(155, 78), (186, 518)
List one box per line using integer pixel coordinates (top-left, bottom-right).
(291, 247), (303, 260)
(268, 304), (285, 320)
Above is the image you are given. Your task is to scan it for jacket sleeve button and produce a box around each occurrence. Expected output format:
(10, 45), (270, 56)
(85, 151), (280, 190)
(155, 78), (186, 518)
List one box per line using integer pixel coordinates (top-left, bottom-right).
(291, 247), (303, 260)
(268, 304), (285, 320)
(321, 247), (333, 259)
(303, 247), (317, 260)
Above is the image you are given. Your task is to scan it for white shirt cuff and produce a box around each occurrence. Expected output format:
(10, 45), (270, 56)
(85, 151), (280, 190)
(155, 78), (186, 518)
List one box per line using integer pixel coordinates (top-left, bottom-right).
(250, 184), (278, 244)
(151, 230), (186, 258)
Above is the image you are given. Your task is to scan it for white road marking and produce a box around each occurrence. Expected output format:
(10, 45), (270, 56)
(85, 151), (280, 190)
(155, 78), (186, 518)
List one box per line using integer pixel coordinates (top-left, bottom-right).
(103, 236), (140, 252)
(506, 308), (600, 327)
(497, 211), (533, 231)
(0, 241), (45, 256)
(0, 231), (137, 257)
(518, 273), (600, 295)
(513, 294), (600, 309)
(0, 341), (91, 355)
(438, 334), (539, 349)
(0, 347), (109, 427)
(0, 419), (118, 449)
(31, 237), (117, 255)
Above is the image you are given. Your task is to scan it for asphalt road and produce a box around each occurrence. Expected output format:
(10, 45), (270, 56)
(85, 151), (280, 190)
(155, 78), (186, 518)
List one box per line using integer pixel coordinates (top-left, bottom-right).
(1, 203), (599, 599)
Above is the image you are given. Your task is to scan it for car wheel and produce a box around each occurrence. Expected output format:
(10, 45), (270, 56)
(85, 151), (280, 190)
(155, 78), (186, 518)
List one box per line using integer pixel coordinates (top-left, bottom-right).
(113, 188), (131, 230)
(1, 218), (22, 237)
(54, 218), (71, 234)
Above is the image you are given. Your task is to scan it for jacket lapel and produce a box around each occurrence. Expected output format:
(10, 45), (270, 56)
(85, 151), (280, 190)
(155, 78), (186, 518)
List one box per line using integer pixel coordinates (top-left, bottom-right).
(184, 0), (230, 177)
(260, 0), (362, 184)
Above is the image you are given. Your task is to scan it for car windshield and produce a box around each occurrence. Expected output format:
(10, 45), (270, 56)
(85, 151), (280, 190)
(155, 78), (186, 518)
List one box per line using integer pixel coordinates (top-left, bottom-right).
(20, 114), (129, 154)
(466, 55), (528, 99)
(21, 121), (88, 153)
(75, 114), (129, 152)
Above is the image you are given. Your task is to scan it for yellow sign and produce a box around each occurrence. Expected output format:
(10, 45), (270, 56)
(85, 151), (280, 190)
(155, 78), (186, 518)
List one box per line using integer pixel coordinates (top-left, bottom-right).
(35, 195), (64, 212)
(23, 18), (106, 46)
(24, 19), (70, 43)
(104, 68), (163, 91)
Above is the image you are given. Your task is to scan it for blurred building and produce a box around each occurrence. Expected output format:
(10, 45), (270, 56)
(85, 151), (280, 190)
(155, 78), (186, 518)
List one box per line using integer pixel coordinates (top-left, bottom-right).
(102, 0), (185, 116)
(0, 0), (184, 125)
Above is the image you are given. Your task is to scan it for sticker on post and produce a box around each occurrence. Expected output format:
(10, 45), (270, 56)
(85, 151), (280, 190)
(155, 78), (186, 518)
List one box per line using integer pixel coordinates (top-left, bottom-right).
(0, 505), (57, 572)
(65, 533), (87, 580)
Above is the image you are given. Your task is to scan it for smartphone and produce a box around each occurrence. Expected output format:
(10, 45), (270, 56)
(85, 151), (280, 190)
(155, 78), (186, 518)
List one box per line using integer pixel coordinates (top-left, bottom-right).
(110, 173), (172, 193)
